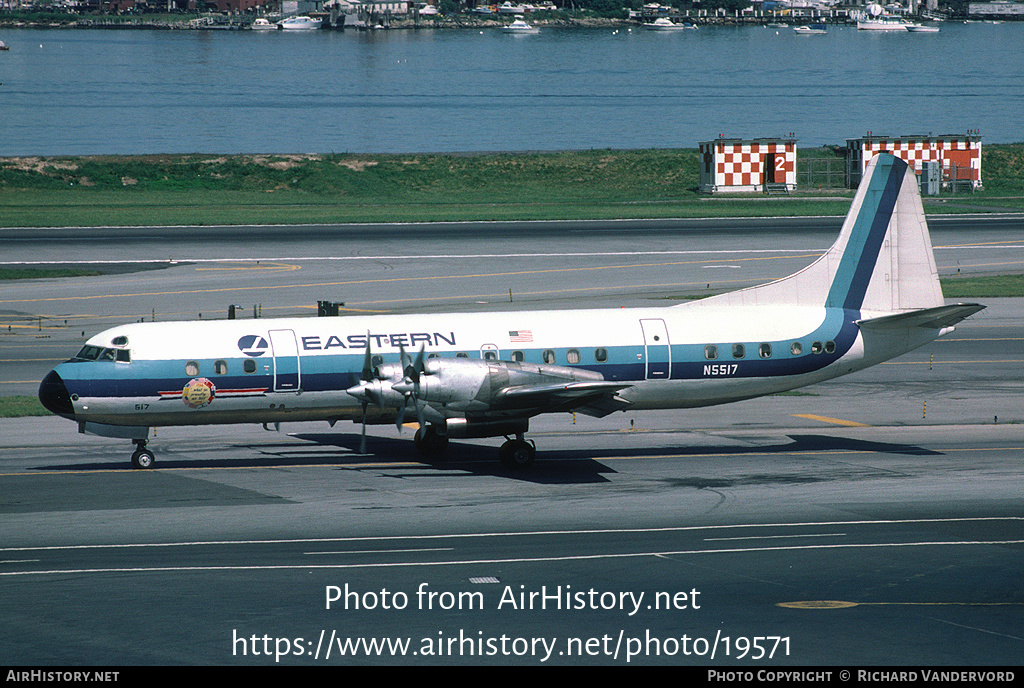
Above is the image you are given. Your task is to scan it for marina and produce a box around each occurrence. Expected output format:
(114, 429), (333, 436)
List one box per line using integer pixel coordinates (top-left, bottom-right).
(0, 21), (1020, 156)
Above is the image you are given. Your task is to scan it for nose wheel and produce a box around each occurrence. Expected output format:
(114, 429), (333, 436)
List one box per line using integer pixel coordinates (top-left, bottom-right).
(131, 440), (155, 469)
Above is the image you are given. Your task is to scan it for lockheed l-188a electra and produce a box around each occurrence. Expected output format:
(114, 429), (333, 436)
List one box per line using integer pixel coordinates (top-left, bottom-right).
(38, 154), (985, 469)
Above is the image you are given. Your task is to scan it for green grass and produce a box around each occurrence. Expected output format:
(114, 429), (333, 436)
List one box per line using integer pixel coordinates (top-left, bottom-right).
(0, 268), (104, 280)
(2, 147), (1022, 227)
(940, 274), (1024, 298)
(0, 396), (49, 418)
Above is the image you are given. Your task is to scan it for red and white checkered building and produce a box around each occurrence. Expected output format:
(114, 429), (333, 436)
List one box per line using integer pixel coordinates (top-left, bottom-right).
(846, 133), (982, 189)
(699, 138), (797, 193)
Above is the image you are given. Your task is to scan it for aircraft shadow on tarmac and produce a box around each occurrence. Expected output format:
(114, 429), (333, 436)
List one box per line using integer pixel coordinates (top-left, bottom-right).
(40, 432), (942, 486)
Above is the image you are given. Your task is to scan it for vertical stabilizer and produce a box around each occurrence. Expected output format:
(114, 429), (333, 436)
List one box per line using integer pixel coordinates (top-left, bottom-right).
(687, 153), (944, 315)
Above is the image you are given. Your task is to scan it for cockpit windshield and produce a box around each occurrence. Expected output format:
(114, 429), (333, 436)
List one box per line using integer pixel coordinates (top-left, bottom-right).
(74, 345), (130, 363)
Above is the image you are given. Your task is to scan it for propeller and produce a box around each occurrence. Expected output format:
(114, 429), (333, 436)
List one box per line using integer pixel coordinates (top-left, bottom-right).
(394, 343), (426, 431)
(343, 333), (375, 454)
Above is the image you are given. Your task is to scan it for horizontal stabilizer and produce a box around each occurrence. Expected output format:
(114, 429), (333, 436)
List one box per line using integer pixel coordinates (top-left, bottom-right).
(856, 303), (985, 331)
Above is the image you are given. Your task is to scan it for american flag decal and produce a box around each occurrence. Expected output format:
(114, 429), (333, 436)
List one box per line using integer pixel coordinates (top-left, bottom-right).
(509, 330), (533, 343)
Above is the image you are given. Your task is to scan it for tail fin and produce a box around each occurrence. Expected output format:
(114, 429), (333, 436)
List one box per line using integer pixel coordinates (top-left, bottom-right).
(691, 153), (944, 315)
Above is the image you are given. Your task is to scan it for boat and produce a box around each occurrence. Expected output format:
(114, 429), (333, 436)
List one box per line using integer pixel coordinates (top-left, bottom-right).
(503, 17), (539, 33)
(498, 2), (529, 13)
(644, 17), (686, 30)
(857, 4), (908, 30)
(0, 41), (8, 51)
(277, 15), (322, 30)
(906, 23), (939, 32)
(793, 23), (827, 34)
(250, 18), (277, 30)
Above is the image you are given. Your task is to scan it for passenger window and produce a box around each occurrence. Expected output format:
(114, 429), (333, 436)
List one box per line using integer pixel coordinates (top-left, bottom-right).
(185, 361), (200, 376)
(483, 350), (497, 361)
(759, 343), (772, 359)
(456, 352), (469, 358)
(243, 359), (257, 374)
(732, 343), (745, 359)
(824, 341), (836, 354)
(371, 354), (384, 367)
(704, 345), (718, 361)
(567, 349), (581, 364)
(543, 350), (556, 364)
(811, 342), (823, 354)
(511, 350), (525, 362)
(595, 348), (608, 363)
(214, 360), (228, 375)
(791, 342), (803, 355)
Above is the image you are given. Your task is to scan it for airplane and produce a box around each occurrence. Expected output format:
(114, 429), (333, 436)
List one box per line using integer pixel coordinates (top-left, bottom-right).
(38, 153), (985, 469)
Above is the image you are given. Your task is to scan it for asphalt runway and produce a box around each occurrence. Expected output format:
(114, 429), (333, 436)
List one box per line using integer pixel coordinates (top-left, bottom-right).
(1, 217), (1023, 665)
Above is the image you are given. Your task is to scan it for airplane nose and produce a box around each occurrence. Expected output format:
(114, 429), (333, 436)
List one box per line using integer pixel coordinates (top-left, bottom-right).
(39, 370), (76, 419)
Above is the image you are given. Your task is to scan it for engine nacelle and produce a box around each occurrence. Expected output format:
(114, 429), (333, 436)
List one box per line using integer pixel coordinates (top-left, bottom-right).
(411, 358), (606, 412)
(443, 417), (529, 439)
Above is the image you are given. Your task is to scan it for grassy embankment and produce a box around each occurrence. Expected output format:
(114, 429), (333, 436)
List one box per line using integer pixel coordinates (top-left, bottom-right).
(2, 145), (1023, 227)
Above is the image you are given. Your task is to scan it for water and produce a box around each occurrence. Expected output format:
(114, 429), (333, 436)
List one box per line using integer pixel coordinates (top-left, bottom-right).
(0, 22), (1021, 156)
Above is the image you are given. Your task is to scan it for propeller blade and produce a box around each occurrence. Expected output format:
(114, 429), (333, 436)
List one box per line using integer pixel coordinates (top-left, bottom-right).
(360, 332), (373, 382)
(359, 400), (368, 454)
(411, 345), (425, 385)
(395, 396), (407, 429)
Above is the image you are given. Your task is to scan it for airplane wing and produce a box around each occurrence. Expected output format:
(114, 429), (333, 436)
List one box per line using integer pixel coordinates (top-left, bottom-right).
(493, 380), (634, 417)
(856, 303), (985, 331)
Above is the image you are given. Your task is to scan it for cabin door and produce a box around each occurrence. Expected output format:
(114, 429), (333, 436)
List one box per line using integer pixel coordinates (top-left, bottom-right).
(269, 329), (302, 392)
(640, 318), (671, 380)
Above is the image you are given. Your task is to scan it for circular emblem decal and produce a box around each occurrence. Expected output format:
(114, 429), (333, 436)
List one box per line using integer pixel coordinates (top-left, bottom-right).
(238, 335), (269, 357)
(183, 377), (215, 409)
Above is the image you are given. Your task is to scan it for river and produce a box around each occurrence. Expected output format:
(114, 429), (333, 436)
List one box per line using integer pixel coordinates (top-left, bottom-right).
(0, 21), (1020, 156)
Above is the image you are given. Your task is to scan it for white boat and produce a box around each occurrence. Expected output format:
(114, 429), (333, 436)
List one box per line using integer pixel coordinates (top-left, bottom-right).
(503, 17), (539, 33)
(793, 23), (827, 34)
(644, 17), (686, 30)
(906, 23), (939, 32)
(499, 2), (528, 13)
(857, 4), (908, 30)
(277, 15), (322, 30)
(250, 18), (277, 30)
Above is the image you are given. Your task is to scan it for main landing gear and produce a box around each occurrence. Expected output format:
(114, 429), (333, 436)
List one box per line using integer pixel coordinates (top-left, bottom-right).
(131, 439), (155, 469)
(499, 436), (536, 469)
(412, 425), (536, 469)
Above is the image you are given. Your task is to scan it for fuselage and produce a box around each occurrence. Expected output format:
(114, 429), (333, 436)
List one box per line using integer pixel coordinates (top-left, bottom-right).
(38, 300), (935, 430)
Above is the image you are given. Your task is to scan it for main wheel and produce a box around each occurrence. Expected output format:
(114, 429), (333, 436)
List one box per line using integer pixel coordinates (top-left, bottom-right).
(499, 439), (535, 469)
(131, 449), (155, 469)
(414, 425), (449, 456)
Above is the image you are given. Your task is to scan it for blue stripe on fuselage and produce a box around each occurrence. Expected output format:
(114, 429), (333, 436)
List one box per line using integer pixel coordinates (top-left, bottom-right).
(54, 309), (860, 401)
(826, 155), (906, 311)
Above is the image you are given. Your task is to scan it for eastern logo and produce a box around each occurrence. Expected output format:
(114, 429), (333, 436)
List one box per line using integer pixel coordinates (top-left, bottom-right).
(183, 377), (215, 409)
(238, 335), (269, 357)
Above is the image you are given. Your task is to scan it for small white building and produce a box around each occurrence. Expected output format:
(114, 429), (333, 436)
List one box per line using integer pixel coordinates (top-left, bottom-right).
(845, 133), (982, 189)
(699, 138), (797, 194)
